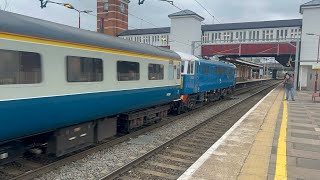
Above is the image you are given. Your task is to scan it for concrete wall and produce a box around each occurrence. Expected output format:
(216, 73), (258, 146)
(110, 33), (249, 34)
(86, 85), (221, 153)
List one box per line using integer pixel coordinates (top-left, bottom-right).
(301, 8), (320, 65)
(169, 16), (203, 56)
(299, 65), (320, 91)
(299, 65), (309, 88)
(300, 6), (320, 89)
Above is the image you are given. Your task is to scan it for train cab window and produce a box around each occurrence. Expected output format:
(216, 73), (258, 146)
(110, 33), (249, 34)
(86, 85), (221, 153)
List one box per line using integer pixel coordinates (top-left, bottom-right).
(181, 61), (196, 75)
(117, 61), (140, 81)
(148, 64), (164, 80)
(0, 49), (41, 85)
(67, 56), (103, 82)
(187, 61), (194, 74)
(177, 66), (181, 79)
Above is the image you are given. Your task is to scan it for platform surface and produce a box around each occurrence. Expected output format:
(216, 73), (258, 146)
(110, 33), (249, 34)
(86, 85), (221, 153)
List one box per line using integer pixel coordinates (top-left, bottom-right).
(236, 78), (268, 84)
(178, 87), (320, 180)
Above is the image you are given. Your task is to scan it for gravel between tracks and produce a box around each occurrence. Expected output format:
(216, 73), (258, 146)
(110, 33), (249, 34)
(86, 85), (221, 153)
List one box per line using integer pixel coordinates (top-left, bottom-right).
(35, 89), (264, 180)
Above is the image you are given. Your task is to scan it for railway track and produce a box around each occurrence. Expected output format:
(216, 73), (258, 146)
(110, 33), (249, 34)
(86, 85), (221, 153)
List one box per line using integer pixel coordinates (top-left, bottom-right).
(0, 80), (278, 180)
(101, 81), (279, 180)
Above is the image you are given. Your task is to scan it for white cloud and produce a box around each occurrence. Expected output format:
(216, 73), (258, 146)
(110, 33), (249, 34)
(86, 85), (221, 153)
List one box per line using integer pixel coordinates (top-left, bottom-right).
(0, 0), (308, 31)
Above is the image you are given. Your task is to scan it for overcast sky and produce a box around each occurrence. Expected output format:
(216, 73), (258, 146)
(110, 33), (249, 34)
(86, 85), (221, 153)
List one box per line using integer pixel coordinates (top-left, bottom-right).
(0, 0), (308, 31)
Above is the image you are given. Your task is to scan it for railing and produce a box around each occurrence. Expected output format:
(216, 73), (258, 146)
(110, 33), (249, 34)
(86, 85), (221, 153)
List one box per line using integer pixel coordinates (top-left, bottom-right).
(201, 38), (300, 45)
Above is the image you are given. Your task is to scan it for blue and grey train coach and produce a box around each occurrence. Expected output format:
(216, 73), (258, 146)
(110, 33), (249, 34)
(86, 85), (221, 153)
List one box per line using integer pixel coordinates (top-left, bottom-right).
(0, 10), (181, 164)
(0, 10), (236, 165)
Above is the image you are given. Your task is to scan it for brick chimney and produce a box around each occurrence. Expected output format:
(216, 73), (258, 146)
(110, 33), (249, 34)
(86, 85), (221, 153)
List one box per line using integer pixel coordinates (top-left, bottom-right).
(97, 0), (129, 36)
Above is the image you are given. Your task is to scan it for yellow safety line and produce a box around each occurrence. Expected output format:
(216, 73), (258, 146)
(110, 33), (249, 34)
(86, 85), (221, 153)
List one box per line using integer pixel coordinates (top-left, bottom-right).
(274, 96), (288, 180)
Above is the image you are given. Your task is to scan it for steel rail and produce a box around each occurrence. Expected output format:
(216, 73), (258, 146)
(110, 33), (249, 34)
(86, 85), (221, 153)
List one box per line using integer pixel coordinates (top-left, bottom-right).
(6, 79), (277, 180)
(100, 81), (280, 180)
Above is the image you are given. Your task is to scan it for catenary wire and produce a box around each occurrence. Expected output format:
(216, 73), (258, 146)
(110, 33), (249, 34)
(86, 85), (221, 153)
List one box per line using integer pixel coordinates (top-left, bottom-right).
(193, 0), (221, 23)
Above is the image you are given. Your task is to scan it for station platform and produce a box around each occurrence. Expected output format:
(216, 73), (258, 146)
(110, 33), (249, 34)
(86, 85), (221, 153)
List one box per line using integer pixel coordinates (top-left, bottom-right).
(236, 79), (269, 88)
(236, 78), (268, 84)
(178, 86), (320, 180)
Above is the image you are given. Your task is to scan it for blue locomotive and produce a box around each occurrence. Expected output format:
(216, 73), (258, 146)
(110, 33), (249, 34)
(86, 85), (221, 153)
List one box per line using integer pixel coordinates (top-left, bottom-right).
(177, 52), (236, 110)
(0, 10), (236, 164)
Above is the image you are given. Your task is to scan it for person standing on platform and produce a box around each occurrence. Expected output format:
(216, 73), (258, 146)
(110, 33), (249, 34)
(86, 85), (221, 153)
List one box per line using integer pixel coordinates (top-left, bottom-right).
(284, 73), (295, 101)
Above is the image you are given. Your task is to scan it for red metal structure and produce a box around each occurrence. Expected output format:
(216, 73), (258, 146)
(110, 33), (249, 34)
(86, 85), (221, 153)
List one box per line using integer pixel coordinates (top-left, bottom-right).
(201, 41), (297, 67)
(202, 42), (296, 57)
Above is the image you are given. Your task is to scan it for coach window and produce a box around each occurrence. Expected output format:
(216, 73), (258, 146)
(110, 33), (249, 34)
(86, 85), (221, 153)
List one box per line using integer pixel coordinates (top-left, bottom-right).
(0, 49), (41, 85)
(67, 56), (103, 82)
(148, 64), (164, 80)
(117, 61), (140, 81)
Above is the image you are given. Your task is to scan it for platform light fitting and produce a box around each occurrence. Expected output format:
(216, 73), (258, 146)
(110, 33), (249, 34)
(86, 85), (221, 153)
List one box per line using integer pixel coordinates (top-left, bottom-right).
(63, 3), (74, 9)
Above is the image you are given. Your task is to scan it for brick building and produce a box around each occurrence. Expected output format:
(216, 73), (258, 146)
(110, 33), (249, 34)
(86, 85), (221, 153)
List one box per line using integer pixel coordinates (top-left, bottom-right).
(97, 0), (130, 36)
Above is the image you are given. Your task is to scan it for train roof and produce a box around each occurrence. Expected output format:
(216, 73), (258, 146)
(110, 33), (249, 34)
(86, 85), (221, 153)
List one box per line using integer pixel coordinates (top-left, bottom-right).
(0, 10), (180, 60)
(175, 52), (235, 68)
(199, 59), (236, 68)
(175, 52), (199, 61)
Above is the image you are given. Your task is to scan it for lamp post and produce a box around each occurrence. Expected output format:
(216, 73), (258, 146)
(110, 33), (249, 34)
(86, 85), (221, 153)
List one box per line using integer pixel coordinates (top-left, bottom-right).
(63, 3), (105, 33)
(40, 1), (92, 29)
(63, 3), (92, 28)
(307, 33), (320, 93)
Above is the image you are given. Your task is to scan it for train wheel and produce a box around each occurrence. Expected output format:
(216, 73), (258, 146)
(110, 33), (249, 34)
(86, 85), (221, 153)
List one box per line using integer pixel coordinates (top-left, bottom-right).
(185, 96), (196, 110)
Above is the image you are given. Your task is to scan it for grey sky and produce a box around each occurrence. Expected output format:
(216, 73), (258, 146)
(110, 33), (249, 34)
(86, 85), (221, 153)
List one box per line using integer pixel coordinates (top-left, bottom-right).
(0, 0), (308, 31)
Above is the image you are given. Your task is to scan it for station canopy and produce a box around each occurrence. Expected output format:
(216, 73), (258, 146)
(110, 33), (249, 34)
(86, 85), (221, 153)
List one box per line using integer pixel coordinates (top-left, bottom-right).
(224, 58), (262, 68)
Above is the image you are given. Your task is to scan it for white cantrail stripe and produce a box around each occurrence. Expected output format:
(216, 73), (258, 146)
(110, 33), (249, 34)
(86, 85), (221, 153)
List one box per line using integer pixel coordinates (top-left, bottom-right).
(0, 84), (180, 102)
(177, 88), (276, 180)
